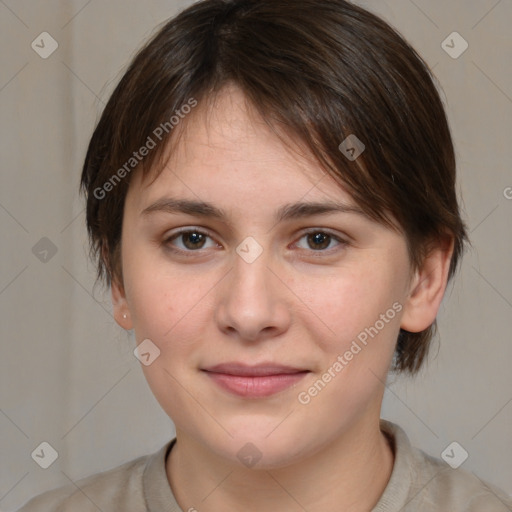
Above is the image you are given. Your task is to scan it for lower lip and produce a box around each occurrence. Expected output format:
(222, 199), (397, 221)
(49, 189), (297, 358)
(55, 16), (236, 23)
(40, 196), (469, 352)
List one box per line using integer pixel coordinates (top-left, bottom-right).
(203, 371), (309, 398)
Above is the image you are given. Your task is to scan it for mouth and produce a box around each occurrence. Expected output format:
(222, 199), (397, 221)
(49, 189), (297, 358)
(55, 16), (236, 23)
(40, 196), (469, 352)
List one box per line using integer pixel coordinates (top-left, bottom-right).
(201, 362), (310, 398)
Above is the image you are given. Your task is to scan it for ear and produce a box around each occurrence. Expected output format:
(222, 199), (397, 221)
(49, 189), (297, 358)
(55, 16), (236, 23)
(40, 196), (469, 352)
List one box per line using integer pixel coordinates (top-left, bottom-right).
(111, 277), (133, 330)
(400, 235), (455, 333)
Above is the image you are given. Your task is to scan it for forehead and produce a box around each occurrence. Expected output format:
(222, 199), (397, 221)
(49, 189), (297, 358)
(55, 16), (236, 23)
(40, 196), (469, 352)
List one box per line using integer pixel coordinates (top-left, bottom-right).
(127, 85), (356, 210)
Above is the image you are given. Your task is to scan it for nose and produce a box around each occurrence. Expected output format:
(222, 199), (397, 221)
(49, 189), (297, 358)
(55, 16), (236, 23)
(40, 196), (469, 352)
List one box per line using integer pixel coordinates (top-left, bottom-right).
(215, 245), (292, 343)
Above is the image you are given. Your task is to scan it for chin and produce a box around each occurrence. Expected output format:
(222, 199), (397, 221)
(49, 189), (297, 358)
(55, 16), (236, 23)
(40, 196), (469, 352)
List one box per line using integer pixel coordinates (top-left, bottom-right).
(224, 439), (307, 470)
(202, 419), (314, 470)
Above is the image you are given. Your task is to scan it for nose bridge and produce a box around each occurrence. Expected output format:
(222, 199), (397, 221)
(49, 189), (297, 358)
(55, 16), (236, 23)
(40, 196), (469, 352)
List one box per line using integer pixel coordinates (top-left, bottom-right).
(233, 246), (273, 298)
(216, 237), (290, 340)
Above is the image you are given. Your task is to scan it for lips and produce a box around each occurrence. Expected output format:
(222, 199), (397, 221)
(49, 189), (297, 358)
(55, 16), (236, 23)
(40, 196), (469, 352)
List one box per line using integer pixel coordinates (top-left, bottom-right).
(201, 362), (310, 398)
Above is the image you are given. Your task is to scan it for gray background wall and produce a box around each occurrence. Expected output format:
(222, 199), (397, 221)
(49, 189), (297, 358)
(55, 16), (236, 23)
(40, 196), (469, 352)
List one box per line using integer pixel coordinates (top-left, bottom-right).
(1, 0), (511, 509)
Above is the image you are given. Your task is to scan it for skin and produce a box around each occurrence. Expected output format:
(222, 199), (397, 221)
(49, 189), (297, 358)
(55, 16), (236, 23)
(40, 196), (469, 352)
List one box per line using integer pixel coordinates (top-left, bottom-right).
(111, 84), (454, 511)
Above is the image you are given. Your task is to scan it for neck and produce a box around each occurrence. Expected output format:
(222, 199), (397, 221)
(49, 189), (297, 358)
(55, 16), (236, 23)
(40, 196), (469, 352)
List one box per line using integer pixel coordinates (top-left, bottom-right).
(166, 416), (395, 512)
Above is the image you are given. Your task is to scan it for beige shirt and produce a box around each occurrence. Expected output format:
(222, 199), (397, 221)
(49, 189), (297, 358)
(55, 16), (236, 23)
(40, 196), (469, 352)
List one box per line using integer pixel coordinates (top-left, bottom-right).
(17, 420), (512, 511)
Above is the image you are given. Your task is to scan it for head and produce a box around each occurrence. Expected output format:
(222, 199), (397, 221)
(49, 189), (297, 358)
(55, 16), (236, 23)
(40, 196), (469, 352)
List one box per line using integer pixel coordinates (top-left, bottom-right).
(81, 0), (468, 467)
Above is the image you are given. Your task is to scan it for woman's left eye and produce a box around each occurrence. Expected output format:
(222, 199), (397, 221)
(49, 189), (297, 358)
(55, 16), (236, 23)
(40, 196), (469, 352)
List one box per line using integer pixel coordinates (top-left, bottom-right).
(294, 231), (346, 252)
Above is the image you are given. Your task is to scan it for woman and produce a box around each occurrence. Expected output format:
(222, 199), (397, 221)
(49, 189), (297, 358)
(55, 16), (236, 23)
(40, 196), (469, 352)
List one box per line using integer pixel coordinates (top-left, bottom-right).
(18, 0), (512, 510)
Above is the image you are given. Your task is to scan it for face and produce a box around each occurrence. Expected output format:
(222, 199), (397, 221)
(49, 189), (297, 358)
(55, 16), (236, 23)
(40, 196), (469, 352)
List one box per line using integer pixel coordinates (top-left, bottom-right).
(114, 85), (415, 468)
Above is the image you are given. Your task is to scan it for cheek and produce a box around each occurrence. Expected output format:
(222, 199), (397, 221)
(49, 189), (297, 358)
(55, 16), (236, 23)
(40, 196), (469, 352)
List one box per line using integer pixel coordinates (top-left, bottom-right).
(123, 246), (206, 340)
(126, 273), (174, 339)
(293, 261), (404, 355)
(124, 264), (211, 425)
(123, 256), (218, 387)
(128, 277), (208, 358)
(292, 265), (403, 425)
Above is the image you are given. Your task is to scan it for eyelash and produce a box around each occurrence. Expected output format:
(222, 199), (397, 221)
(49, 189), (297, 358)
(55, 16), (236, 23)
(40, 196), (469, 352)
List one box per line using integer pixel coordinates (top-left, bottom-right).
(162, 227), (348, 258)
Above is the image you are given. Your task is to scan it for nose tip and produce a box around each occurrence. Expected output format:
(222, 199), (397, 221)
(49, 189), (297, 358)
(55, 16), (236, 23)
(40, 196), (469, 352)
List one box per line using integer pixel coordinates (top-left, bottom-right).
(214, 246), (291, 343)
(225, 323), (279, 342)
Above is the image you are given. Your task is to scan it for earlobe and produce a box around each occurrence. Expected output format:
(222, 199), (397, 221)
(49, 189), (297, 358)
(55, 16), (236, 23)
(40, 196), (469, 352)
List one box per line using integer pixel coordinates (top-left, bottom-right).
(111, 278), (133, 330)
(400, 236), (455, 333)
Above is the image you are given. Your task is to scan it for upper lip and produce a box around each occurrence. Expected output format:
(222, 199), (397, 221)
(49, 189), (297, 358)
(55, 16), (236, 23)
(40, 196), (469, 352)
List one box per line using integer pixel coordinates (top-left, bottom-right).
(202, 362), (309, 377)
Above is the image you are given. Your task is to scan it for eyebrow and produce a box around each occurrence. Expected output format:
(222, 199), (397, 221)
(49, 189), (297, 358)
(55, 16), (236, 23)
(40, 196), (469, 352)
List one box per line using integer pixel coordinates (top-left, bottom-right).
(141, 197), (370, 223)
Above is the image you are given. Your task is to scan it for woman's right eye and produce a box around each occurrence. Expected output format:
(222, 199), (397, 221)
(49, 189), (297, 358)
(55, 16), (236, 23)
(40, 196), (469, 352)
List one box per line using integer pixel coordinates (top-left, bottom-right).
(164, 229), (218, 253)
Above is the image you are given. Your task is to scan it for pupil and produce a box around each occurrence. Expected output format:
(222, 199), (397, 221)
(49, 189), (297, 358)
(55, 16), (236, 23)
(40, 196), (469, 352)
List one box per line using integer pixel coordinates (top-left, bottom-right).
(309, 232), (330, 250)
(185, 232), (204, 249)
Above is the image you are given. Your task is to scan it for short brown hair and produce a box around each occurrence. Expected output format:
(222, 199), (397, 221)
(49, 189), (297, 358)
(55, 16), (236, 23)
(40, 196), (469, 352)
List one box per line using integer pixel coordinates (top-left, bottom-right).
(80, 0), (469, 374)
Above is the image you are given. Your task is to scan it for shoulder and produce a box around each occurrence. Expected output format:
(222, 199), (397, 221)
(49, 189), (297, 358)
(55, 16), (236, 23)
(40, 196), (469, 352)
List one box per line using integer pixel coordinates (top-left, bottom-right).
(411, 447), (512, 511)
(16, 443), (170, 512)
(379, 420), (512, 512)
